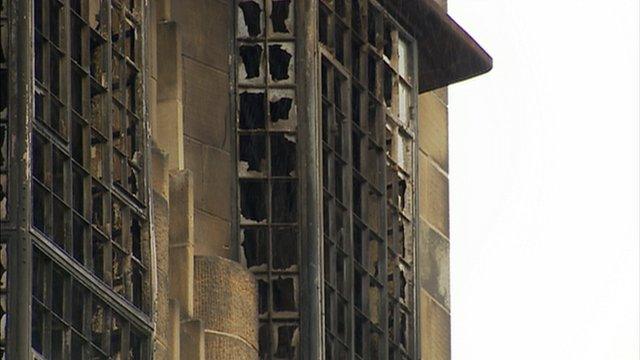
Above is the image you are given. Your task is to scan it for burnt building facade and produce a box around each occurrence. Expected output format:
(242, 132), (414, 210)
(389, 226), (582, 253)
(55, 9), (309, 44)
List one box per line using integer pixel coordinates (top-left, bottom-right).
(0, 0), (490, 359)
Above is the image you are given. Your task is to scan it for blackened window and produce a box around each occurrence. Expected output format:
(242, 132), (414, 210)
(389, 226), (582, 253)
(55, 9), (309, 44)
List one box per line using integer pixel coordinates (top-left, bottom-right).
(235, 1), (300, 359)
(320, 1), (417, 359)
(31, 0), (151, 358)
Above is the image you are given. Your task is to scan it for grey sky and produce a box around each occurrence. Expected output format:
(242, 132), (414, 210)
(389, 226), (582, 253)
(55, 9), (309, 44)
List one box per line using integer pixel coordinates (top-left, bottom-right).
(448, 1), (639, 359)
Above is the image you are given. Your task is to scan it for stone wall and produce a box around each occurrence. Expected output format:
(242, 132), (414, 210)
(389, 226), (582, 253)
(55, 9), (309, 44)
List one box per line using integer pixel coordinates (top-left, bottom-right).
(148, 1), (258, 359)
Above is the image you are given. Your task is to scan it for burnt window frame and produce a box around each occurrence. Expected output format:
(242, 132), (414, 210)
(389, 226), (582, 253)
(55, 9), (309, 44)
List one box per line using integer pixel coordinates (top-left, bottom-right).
(318, 0), (419, 359)
(27, 0), (153, 359)
(234, 0), (302, 359)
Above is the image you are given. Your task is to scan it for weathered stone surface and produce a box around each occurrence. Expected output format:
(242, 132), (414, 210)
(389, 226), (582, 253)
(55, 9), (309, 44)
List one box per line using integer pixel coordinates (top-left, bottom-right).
(420, 290), (451, 360)
(193, 256), (258, 351)
(419, 152), (450, 237)
(151, 145), (169, 199)
(419, 219), (450, 310)
(180, 320), (205, 360)
(169, 170), (195, 316)
(157, 22), (183, 101)
(194, 209), (231, 258)
(201, 146), (231, 220)
(182, 57), (230, 150)
(168, 299), (181, 360)
(419, 92), (449, 172)
(172, 0), (229, 71)
(153, 193), (171, 347)
(156, 21), (184, 170)
(157, 99), (185, 170)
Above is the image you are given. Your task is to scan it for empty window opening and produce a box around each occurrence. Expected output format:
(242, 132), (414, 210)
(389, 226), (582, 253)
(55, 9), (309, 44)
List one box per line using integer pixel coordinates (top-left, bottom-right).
(239, 0), (262, 37)
(270, 0), (291, 33)
(319, 5), (329, 46)
(239, 92), (266, 129)
(269, 97), (293, 123)
(242, 227), (269, 269)
(270, 133), (296, 176)
(240, 44), (263, 79)
(239, 134), (267, 175)
(259, 324), (271, 357)
(272, 277), (296, 311)
(258, 279), (269, 315)
(274, 325), (298, 359)
(240, 180), (268, 223)
(272, 227), (297, 270)
(268, 45), (292, 81)
(271, 180), (297, 223)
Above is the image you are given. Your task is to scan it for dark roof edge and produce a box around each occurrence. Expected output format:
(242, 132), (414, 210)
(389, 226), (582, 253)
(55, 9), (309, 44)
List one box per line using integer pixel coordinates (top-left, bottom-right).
(410, 0), (493, 92)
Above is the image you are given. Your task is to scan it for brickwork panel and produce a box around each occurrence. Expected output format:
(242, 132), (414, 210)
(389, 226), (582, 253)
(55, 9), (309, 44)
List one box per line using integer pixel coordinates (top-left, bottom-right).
(193, 256), (259, 350)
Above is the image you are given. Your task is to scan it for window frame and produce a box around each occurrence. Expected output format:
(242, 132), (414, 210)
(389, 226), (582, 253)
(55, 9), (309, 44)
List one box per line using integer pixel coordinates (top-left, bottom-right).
(317, 0), (420, 358)
(2, 0), (155, 359)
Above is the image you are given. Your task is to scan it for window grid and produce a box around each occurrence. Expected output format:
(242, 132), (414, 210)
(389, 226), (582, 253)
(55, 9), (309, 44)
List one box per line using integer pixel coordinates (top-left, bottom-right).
(31, 0), (150, 358)
(31, 248), (147, 359)
(320, 0), (417, 358)
(235, 1), (300, 358)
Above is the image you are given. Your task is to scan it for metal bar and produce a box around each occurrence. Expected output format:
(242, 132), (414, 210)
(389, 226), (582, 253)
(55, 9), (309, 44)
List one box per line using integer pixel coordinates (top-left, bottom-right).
(10, 0), (34, 357)
(298, 0), (323, 357)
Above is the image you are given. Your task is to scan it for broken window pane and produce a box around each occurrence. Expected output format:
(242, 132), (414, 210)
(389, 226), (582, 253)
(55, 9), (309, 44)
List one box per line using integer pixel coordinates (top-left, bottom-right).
(269, 0), (292, 34)
(239, 134), (267, 176)
(272, 277), (296, 312)
(131, 215), (143, 260)
(130, 327), (143, 360)
(239, 91), (266, 129)
(239, 44), (263, 81)
(111, 315), (123, 359)
(73, 215), (86, 263)
(272, 227), (297, 270)
(269, 90), (296, 130)
(52, 198), (68, 248)
(259, 323), (271, 358)
(92, 233), (107, 280)
(32, 181), (49, 234)
(268, 44), (293, 82)
(241, 227), (268, 270)
(132, 263), (144, 308)
(112, 247), (127, 296)
(271, 180), (297, 223)
(257, 278), (269, 315)
(238, 0), (263, 37)
(270, 133), (296, 176)
(91, 300), (106, 349)
(274, 324), (298, 359)
(240, 180), (268, 223)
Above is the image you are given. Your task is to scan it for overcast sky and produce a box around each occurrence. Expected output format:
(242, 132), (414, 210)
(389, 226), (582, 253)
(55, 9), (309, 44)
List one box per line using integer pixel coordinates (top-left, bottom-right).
(447, 1), (639, 359)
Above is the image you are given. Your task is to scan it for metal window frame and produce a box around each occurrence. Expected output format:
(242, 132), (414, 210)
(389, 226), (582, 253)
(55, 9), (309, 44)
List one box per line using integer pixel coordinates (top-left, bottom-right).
(233, 1), (305, 358)
(317, 0), (420, 358)
(7, 0), (155, 358)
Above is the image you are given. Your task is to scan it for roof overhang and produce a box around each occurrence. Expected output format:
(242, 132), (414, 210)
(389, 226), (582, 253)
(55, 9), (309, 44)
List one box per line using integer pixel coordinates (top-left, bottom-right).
(387, 0), (493, 92)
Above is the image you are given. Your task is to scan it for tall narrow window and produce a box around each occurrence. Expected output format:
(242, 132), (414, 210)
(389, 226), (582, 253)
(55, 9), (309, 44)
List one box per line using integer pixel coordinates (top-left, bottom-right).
(235, 1), (300, 358)
(30, 1), (151, 358)
(320, 0), (417, 358)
